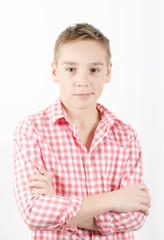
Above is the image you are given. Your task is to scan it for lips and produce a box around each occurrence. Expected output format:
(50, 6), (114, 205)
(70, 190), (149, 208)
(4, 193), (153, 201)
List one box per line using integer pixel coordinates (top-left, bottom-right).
(74, 93), (93, 98)
(74, 93), (92, 95)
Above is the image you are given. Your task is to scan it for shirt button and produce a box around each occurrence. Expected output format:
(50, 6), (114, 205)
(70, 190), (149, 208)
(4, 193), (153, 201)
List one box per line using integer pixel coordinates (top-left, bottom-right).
(87, 158), (91, 164)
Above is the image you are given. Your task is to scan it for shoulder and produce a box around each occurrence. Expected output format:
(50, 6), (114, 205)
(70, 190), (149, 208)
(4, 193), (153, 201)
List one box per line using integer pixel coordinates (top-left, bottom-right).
(100, 104), (138, 146)
(13, 104), (51, 139)
(113, 117), (138, 144)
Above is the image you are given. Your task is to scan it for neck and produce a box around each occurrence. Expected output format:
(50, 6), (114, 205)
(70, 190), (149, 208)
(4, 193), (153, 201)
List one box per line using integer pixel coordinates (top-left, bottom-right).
(61, 100), (101, 128)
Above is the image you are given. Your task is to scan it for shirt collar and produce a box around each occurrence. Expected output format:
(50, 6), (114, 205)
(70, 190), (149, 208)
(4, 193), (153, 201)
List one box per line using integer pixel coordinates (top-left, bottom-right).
(49, 99), (68, 125)
(96, 102), (116, 128)
(49, 98), (117, 128)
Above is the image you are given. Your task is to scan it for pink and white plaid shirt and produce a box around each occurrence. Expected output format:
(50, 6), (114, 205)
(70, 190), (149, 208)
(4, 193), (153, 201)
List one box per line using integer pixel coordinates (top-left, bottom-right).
(13, 99), (146, 240)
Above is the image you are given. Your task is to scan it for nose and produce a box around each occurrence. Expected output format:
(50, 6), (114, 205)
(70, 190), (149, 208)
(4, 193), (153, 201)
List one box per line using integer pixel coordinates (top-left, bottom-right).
(76, 72), (89, 87)
(76, 82), (88, 87)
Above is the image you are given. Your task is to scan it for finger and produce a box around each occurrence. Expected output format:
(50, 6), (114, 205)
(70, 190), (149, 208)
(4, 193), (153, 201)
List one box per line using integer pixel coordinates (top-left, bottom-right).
(38, 168), (50, 176)
(137, 184), (149, 192)
(141, 189), (151, 200)
(27, 181), (46, 188)
(29, 174), (47, 181)
(32, 188), (47, 194)
(140, 191), (151, 201)
(140, 198), (151, 208)
(139, 192), (151, 205)
(139, 203), (149, 215)
(142, 208), (149, 216)
(32, 188), (56, 196)
(141, 209), (149, 216)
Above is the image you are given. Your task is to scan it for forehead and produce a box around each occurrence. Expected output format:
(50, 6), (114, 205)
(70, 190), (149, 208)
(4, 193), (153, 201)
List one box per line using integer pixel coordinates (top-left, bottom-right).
(57, 40), (107, 65)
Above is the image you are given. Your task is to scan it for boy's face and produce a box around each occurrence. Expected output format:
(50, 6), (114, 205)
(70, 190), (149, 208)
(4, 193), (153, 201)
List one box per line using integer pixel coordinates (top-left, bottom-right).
(51, 40), (112, 110)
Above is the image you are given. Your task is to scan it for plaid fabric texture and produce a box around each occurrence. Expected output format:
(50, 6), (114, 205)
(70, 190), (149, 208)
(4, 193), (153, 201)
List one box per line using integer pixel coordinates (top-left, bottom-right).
(13, 99), (146, 239)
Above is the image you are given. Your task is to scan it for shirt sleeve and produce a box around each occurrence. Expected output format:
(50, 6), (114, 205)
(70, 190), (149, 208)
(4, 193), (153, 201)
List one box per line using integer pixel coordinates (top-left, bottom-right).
(95, 126), (146, 235)
(13, 119), (82, 232)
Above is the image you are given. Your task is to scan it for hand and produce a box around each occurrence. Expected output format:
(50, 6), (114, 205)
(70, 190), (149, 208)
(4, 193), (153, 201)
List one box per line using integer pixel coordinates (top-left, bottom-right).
(27, 168), (56, 196)
(109, 184), (151, 216)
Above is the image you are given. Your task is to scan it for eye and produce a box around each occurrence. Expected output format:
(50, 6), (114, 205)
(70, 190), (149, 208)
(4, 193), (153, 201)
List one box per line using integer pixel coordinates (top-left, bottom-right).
(66, 67), (76, 72)
(91, 68), (100, 73)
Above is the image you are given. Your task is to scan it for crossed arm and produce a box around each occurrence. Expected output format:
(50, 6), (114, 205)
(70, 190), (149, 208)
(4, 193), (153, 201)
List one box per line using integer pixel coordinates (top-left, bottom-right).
(14, 121), (151, 234)
(27, 168), (151, 232)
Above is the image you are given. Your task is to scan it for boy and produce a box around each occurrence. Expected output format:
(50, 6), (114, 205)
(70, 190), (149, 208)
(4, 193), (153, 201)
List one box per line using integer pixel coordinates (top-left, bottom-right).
(13, 23), (151, 240)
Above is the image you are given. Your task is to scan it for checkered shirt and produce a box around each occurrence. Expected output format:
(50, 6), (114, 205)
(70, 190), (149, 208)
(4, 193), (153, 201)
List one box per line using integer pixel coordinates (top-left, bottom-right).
(13, 99), (146, 240)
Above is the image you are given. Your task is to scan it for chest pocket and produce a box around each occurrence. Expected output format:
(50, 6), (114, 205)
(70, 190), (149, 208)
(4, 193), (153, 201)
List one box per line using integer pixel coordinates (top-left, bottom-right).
(105, 145), (129, 191)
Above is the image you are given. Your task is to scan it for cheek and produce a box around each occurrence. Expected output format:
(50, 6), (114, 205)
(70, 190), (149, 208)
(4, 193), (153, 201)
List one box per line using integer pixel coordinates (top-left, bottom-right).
(98, 85), (104, 97)
(60, 81), (72, 94)
(96, 80), (105, 92)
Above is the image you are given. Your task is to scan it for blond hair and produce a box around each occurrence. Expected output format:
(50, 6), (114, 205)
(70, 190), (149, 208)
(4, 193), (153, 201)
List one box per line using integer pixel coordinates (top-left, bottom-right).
(54, 23), (111, 65)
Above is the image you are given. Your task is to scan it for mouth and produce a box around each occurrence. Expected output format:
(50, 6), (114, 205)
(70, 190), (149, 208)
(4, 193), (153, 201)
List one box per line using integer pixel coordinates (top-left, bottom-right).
(74, 93), (93, 98)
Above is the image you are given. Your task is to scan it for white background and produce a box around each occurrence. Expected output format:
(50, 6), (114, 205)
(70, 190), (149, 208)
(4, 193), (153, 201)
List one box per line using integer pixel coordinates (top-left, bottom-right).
(0, 0), (163, 239)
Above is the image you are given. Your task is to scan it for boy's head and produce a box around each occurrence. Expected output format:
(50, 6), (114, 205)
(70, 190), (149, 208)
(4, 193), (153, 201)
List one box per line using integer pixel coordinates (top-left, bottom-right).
(51, 23), (112, 111)
(54, 23), (111, 66)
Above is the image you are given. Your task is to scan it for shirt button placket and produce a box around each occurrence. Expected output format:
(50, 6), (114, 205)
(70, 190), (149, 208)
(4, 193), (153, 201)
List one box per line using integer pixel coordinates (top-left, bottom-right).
(86, 156), (94, 195)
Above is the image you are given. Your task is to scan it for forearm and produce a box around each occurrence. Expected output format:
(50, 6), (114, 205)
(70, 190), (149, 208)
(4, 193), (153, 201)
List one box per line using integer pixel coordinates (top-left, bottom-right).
(77, 217), (98, 231)
(14, 142), (82, 231)
(66, 184), (150, 231)
(66, 192), (112, 227)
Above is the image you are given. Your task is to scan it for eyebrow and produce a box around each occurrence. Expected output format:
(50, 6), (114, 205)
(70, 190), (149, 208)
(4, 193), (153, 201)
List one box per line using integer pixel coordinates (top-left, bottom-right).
(61, 61), (105, 66)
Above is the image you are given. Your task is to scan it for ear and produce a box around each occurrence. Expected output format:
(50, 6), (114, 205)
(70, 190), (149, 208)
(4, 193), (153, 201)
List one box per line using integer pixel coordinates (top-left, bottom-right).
(51, 61), (59, 83)
(104, 62), (112, 84)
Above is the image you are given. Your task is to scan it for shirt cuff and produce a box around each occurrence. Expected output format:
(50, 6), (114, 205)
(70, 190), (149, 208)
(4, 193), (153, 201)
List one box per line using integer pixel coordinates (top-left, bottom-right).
(95, 213), (115, 235)
(63, 196), (82, 234)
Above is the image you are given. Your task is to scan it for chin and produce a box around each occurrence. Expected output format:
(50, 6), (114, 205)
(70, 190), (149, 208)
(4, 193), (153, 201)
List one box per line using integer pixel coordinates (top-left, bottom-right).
(72, 100), (96, 109)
